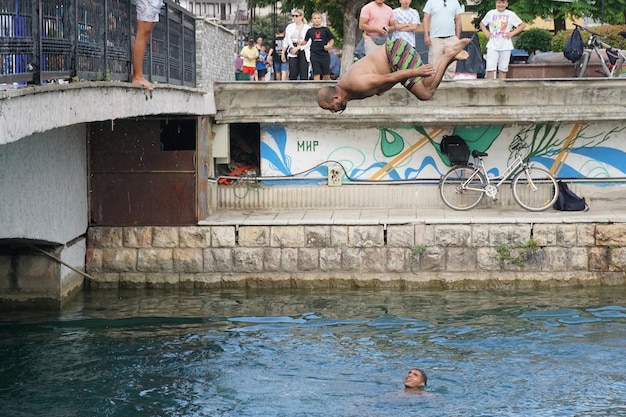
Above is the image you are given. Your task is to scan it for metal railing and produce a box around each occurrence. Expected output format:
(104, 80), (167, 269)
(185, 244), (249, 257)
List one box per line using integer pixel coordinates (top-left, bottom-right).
(0, 0), (195, 86)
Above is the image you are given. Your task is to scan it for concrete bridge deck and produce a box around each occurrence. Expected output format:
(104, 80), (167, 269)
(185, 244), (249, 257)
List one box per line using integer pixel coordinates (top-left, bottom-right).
(0, 82), (212, 146)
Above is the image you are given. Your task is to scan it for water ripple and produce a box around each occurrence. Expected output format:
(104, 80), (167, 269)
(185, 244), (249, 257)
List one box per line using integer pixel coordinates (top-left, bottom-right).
(1, 287), (625, 417)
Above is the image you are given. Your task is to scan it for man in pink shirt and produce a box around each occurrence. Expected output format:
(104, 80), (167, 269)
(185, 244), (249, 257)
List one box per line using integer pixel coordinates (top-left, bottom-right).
(359, 0), (396, 56)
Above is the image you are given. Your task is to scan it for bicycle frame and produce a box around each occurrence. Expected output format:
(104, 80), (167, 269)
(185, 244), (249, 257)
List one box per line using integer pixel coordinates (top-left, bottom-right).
(439, 152), (558, 211)
(587, 36), (626, 77)
(574, 23), (626, 78)
(460, 154), (525, 193)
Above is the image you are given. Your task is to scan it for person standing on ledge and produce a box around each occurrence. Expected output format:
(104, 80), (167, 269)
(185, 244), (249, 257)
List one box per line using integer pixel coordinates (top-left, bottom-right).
(304, 12), (335, 80)
(404, 368), (428, 390)
(479, 0), (526, 80)
(359, 0), (396, 56)
(422, 0), (463, 80)
(132, 0), (164, 90)
(317, 38), (469, 113)
(392, 0), (421, 48)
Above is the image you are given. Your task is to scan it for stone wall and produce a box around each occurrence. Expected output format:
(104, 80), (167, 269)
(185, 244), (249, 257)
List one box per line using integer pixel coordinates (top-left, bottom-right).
(507, 63), (605, 79)
(86, 224), (626, 289)
(195, 18), (236, 89)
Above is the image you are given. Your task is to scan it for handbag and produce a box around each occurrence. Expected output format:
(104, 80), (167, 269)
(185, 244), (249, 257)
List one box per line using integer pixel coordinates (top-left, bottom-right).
(370, 35), (388, 45)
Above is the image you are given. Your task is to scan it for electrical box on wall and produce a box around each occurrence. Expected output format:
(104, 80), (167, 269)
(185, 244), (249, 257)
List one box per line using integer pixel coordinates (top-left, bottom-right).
(328, 163), (342, 186)
(212, 124), (230, 164)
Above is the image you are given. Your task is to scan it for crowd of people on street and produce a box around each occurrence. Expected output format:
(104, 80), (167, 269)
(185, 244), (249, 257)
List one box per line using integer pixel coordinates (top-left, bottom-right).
(236, 10), (341, 81)
(232, 0), (526, 83)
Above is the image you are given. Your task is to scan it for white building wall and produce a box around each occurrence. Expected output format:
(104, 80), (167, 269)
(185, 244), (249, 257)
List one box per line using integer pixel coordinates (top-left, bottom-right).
(0, 124), (88, 245)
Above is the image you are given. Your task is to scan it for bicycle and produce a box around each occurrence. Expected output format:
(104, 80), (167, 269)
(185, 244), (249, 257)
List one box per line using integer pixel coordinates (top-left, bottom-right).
(573, 23), (626, 78)
(439, 150), (558, 211)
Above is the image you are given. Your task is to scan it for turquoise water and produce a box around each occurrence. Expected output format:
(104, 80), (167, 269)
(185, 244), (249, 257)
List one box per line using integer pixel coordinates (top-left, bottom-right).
(1, 287), (626, 417)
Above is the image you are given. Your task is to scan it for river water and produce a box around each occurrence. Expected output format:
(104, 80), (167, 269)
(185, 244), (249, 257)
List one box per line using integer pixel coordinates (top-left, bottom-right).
(1, 286), (625, 417)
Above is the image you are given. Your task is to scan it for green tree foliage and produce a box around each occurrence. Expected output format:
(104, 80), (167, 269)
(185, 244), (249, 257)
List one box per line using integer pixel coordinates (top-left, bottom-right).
(248, 13), (290, 43)
(550, 29), (570, 52)
(514, 27), (552, 53)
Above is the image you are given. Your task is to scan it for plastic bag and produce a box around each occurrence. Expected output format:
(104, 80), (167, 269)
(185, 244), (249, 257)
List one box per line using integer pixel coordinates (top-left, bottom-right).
(455, 34), (485, 76)
(563, 29), (584, 62)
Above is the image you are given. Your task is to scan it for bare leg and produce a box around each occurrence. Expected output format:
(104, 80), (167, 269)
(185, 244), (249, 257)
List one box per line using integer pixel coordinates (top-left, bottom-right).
(411, 38), (470, 100)
(497, 71), (507, 79)
(132, 20), (156, 90)
(486, 70), (495, 80)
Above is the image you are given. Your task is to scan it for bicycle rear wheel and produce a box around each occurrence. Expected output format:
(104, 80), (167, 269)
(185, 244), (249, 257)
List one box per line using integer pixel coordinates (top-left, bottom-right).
(440, 166), (486, 210)
(573, 51), (590, 77)
(511, 167), (558, 211)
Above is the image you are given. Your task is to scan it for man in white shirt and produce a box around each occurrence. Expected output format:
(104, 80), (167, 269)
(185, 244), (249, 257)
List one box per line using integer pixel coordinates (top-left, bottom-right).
(392, 0), (421, 48)
(422, 0), (462, 80)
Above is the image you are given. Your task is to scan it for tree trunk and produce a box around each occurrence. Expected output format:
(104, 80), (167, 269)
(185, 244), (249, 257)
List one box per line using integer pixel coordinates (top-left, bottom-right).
(553, 16), (565, 33)
(339, 1), (367, 77)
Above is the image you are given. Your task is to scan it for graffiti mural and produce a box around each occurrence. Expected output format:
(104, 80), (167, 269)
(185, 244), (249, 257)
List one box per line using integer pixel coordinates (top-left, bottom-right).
(261, 122), (626, 182)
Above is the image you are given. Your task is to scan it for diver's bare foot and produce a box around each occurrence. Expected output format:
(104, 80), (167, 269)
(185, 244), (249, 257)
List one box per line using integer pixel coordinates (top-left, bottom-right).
(444, 38), (471, 61)
(132, 76), (154, 91)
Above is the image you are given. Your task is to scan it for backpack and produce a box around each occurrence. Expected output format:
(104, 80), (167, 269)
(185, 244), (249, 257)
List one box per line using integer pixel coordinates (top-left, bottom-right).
(553, 181), (589, 211)
(563, 28), (584, 62)
(440, 135), (470, 166)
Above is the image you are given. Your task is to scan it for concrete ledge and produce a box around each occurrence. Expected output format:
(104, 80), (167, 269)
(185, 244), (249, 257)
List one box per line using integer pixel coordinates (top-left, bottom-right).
(0, 241), (85, 310)
(214, 79), (626, 126)
(0, 82), (214, 145)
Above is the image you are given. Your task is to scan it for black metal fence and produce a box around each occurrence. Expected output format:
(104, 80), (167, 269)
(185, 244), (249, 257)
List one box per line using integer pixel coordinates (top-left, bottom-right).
(0, 0), (195, 86)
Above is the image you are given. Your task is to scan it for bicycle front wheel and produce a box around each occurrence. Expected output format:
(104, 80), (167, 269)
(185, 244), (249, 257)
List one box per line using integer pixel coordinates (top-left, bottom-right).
(573, 51), (590, 77)
(511, 167), (558, 211)
(440, 166), (486, 211)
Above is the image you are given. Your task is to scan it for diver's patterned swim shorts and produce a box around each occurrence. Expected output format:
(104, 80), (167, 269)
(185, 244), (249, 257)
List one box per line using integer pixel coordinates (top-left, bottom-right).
(386, 39), (423, 90)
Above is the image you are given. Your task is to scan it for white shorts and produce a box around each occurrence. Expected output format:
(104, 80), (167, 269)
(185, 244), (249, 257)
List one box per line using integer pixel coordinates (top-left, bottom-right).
(485, 49), (512, 72)
(137, 0), (163, 23)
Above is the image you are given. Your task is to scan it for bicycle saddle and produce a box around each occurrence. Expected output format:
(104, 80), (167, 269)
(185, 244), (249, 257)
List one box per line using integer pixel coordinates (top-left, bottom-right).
(472, 150), (488, 158)
(619, 31), (626, 38)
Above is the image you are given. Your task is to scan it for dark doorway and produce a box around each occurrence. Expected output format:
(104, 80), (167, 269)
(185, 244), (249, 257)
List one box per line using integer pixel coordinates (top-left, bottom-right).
(217, 123), (260, 178)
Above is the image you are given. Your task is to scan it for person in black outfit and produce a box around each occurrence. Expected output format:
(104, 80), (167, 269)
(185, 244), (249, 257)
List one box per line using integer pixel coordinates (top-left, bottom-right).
(269, 27), (287, 80)
(303, 12), (335, 80)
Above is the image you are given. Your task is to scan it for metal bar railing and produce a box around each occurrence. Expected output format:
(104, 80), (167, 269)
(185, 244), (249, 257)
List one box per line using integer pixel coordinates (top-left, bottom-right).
(0, 0), (195, 87)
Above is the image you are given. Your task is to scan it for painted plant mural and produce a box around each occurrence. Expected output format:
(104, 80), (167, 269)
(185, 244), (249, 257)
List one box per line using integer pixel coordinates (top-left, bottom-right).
(261, 122), (626, 182)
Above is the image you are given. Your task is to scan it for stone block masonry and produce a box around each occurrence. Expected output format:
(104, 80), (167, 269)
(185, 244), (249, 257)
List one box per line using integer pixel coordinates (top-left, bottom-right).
(86, 223), (626, 290)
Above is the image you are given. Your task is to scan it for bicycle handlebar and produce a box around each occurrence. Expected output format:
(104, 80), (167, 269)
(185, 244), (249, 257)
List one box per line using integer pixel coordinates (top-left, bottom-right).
(573, 23), (621, 46)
